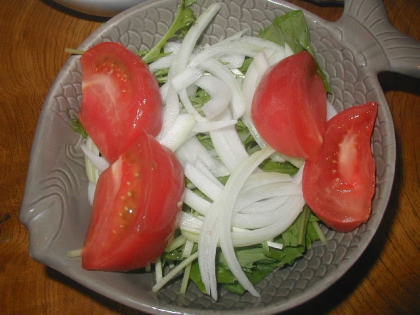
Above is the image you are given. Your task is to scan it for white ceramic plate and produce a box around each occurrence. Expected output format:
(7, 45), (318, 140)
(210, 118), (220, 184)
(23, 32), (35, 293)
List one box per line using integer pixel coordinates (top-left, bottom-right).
(20, 0), (420, 314)
(53, 0), (147, 17)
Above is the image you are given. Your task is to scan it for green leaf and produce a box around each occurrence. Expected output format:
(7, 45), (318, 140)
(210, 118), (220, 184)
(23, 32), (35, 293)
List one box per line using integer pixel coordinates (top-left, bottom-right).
(190, 88), (211, 113)
(278, 205), (313, 247)
(142, 0), (197, 64)
(218, 247), (274, 270)
(67, 109), (87, 138)
(153, 67), (170, 84)
(262, 10), (312, 54)
(189, 261), (207, 293)
(259, 10), (331, 93)
(265, 245), (305, 265)
(259, 159), (299, 175)
(196, 133), (215, 151)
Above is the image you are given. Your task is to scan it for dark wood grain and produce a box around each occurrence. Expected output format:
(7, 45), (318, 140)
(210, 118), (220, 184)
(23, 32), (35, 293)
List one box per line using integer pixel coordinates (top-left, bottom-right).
(1, 0), (419, 314)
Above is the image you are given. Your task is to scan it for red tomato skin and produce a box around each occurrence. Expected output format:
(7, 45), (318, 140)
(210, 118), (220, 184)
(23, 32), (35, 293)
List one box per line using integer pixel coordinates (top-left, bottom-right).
(79, 42), (162, 163)
(81, 130), (184, 271)
(251, 51), (327, 161)
(302, 102), (378, 233)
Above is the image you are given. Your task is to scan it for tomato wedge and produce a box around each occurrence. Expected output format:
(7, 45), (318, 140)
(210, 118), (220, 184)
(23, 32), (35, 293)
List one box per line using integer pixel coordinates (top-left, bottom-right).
(79, 42), (162, 163)
(302, 102), (378, 233)
(251, 51), (327, 161)
(81, 130), (184, 271)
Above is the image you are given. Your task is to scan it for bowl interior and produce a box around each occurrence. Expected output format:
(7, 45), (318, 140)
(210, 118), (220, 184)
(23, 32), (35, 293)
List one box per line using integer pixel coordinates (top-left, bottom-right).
(20, 0), (395, 314)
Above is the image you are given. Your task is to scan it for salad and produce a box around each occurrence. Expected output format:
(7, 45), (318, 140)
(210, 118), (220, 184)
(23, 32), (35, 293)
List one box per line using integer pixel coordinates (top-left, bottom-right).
(68, 0), (377, 300)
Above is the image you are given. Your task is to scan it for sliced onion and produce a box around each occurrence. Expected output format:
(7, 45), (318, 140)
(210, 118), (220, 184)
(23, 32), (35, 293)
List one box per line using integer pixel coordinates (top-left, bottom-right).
(170, 67), (204, 92)
(193, 158), (224, 188)
(209, 109), (249, 172)
(199, 59), (247, 119)
(158, 114), (196, 152)
(157, 82), (180, 142)
(241, 172), (293, 190)
(215, 147), (276, 297)
(189, 41), (263, 68)
(197, 206), (219, 300)
(192, 119), (237, 133)
(173, 3), (222, 74)
(183, 189), (211, 216)
(230, 195), (305, 246)
(238, 36), (288, 52)
(149, 54), (175, 71)
(175, 136), (230, 177)
(179, 211), (204, 233)
(87, 181), (96, 205)
(327, 100), (338, 120)
(233, 190), (301, 229)
(184, 162), (223, 201)
(181, 195), (305, 247)
(81, 142), (109, 179)
(179, 89), (207, 122)
(235, 182), (301, 211)
(195, 75), (232, 119)
(218, 53), (245, 69)
(236, 195), (290, 215)
(149, 42), (181, 71)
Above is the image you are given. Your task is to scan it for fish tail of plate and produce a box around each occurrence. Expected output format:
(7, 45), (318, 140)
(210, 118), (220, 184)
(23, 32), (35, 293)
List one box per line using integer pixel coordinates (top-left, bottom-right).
(336, 0), (420, 79)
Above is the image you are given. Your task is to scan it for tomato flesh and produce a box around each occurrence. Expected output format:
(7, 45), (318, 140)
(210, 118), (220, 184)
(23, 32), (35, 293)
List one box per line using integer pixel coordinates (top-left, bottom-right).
(81, 130), (184, 271)
(251, 51), (327, 161)
(302, 102), (378, 233)
(79, 42), (162, 163)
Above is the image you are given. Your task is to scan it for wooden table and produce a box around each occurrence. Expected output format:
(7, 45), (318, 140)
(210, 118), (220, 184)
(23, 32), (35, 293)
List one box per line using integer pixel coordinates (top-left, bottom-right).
(1, 0), (419, 314)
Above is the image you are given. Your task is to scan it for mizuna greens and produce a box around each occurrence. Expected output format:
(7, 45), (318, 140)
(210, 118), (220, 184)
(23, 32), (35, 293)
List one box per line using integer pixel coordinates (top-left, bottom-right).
(75, 0), (332, 300)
